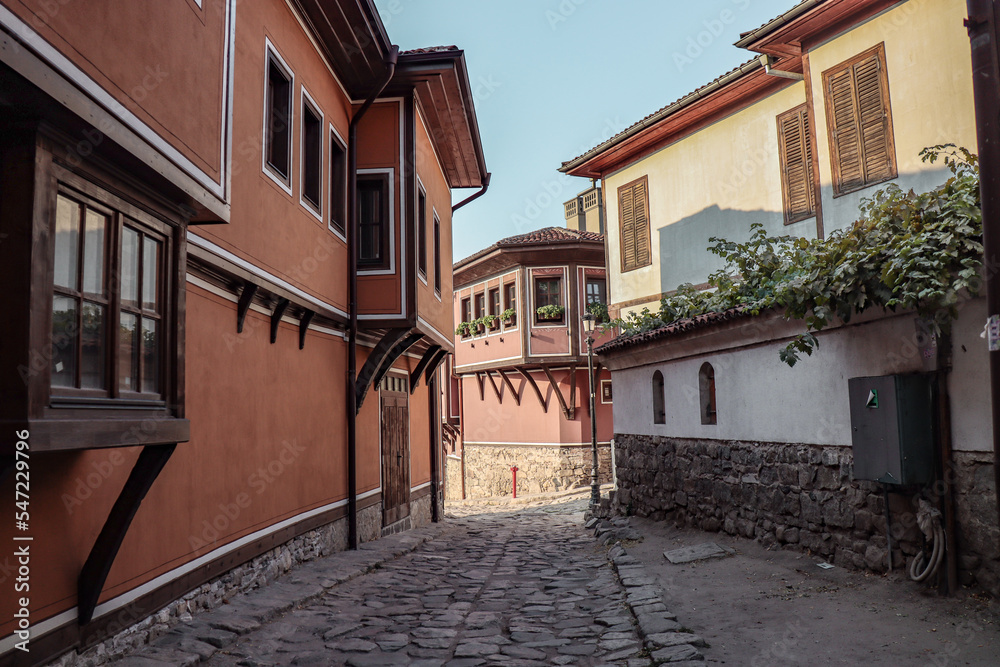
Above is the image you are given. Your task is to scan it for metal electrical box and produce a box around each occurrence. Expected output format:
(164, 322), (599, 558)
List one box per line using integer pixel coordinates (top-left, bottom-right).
(848, 374), (935, 485)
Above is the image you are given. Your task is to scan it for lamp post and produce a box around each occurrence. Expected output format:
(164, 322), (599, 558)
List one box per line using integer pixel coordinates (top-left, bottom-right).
(582, 311), (599, 508)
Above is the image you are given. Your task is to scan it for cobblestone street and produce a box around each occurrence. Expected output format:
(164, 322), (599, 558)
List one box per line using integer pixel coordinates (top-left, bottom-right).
(112, 493), (704, 666)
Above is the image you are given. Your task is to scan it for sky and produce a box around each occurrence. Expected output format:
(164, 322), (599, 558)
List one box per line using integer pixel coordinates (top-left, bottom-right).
(373, 0), (797, 261)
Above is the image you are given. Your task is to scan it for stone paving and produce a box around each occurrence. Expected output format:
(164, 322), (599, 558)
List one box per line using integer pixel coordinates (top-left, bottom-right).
(112, 492), (706, 666)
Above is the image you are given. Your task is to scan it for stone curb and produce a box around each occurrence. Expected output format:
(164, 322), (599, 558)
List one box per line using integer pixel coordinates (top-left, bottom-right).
(586, 517), (707, 666)
(111, 523), (450, 666)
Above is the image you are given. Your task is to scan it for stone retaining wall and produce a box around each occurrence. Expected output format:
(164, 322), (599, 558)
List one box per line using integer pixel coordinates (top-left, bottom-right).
(445, 455), (463, 500)
(464, 443), (612, 498)
(611, 434), (999, 595)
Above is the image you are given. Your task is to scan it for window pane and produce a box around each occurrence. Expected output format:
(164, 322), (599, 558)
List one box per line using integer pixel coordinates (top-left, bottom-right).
(51, 295), (78, 387)
(141, 317), (159, 394)
(82, 209), (107, 296)
(81, 301), (105, 389)
(302, 104), (322, 208)
(142, 236), (160, 311)
(54, 195), (80, 290)
(119, 312), (139, 391)
(266, 59), (291, 178)
(121, 227), (140, 305)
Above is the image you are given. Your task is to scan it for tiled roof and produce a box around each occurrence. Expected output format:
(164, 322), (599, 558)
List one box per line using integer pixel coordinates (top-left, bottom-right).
(455, 227), (604, 268)
(595, 308), (752, 355)
(735, 0), (820, 45)
(400, 45), (459, 55)
(559, 58), (762, 172)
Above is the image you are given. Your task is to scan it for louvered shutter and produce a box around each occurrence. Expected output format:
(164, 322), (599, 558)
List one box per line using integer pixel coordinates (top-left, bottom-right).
(777, 106), (815, 223)
(854, 55), (892, 183)
(619, 178), (650, 271)
(824, 44), (896, 195)
(620, 183), (636, 270)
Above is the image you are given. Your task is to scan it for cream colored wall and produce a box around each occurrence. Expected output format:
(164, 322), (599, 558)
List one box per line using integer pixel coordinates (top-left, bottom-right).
(808, 0), (977, 235)
(603, 82), (808, 319)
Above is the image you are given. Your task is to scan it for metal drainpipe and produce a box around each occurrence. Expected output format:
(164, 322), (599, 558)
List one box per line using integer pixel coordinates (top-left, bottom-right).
(965, 1), (1000, 540)
(348, 46), (399, 550)
(452, 173), (491, 213)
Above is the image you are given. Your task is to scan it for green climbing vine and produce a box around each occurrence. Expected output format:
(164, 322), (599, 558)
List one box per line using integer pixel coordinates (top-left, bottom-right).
(610, 146), (984, 366)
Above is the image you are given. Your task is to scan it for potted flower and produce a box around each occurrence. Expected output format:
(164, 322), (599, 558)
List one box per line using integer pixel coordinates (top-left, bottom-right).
(586, 301), (609, 324)
(483, 313), (500, 331)
(455, 321), (472, 337)
(536, 304), (565, 322)
(500, 307), (516, 327)
(473, 317), (486, 334)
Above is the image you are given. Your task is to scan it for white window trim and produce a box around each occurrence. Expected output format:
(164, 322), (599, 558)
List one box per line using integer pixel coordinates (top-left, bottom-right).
(262, 38), (294, 196)
(416, 176), (428, 285)
(357, 167), (395, 275)
(299, 86), (324, 221)
(328, 123), (348, 242)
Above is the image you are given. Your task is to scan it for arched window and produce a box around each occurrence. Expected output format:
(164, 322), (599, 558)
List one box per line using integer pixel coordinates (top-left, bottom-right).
(699, 362), (717, 425)
(652, 370), (665, 424)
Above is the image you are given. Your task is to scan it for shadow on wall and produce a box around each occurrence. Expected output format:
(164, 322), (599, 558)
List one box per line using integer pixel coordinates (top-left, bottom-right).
(655, 167), (953, 295)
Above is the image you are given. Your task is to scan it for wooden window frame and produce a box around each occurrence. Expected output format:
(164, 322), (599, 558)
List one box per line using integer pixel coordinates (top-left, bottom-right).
(299, 88), (323, 218)
(533, 276), (564, 325)
(460, 297), (472, 338)
(822, 43), (897, 198)
(357, 173), (391, 270)
(329, 127), (347, 238)
(263, 42), (294, 192)
(618, 175), (651, 272)
(776, 104), (817, 225)
(433, 212), (442, 295)
(417, 185), (427, 279)
(487, 287), (501, 330)
(503, 281), (517, 328)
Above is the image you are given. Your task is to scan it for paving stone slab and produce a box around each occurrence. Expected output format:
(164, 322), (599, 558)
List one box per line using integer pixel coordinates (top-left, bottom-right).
(651, 643), (703, 662)
(662, 542), (735, 564)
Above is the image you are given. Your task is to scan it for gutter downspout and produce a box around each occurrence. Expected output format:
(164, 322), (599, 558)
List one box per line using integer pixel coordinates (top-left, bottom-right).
(348, 45), (399, 550)
(966, 0), (1000, 543)
(452, 172), (491, 213)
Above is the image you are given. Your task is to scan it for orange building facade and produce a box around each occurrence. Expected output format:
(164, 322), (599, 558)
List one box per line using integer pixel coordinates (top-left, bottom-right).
(448, 228), (615, 499)
(0, 1), (487, 664)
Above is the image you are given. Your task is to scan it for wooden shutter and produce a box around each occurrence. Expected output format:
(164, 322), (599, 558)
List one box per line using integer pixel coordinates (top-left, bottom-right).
(777, 105), (815, 224)
(618, 176), (650, 271)
(823, 44), (896, 195)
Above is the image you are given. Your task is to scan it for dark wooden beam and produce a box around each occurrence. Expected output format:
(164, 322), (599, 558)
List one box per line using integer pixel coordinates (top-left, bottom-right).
(475, 372), (485, 401)
(410, 345), (442, 393)
(355, 328), (411, 413)
(78, 443), (176, 624)
(270, 298), (290, 344)
(370, 333), (424, 395)
(484, 370), (503, 404)
(424, 349), (449, 385)
(542, 364), (574, 420)
(498, 370), (521, 406)
(568, 365), (577, 419)
(516, 366), (547, 413)
(298, 309), (315, 350)
(236, 282), (258, 334)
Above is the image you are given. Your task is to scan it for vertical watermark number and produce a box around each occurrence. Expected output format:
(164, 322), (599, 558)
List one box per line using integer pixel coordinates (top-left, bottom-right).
(12, 429), (31, 653)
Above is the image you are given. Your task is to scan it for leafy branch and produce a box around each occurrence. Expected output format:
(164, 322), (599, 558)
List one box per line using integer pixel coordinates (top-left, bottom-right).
(610, 146), (983, 366)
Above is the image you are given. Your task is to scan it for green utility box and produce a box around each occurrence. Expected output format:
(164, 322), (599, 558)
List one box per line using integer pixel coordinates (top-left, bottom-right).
(847, 374), (935, 485)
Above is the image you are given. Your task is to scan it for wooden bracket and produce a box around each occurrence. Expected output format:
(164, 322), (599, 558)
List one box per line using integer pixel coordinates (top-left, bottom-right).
(298, 310), (315, 349)
(485, 370), (503, 403)
(424, 349), (449, 385)
(370, 333), (424, 395)
(78, 443), (176, 624)
(409, 345), (441, 393)
(236, 282), (258, 333)
(270, 298), (290, 344)
(498, 370), (521, 406)
(516, 366), (547, 413)
(542, 364), (576, 420)
(354, 328), (412, 413)
(475, 372), (485, 401)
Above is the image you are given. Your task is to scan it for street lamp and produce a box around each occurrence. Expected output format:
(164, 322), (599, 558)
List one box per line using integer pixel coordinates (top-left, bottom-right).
(582, 311), (600, 508)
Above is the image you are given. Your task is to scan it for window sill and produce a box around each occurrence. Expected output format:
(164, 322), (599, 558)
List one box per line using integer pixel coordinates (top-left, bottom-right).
(2, 416), (190, 454)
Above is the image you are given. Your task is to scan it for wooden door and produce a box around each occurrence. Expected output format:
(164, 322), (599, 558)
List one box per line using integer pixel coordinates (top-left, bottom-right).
(380, 376), (410, 525)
